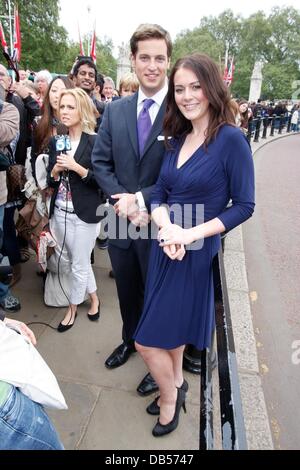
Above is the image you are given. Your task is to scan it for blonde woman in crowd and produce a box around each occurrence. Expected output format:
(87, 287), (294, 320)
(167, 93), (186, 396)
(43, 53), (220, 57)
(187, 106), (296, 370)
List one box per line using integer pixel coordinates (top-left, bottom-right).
(48, 88), (104, 332)
(119, 72), (139, 97)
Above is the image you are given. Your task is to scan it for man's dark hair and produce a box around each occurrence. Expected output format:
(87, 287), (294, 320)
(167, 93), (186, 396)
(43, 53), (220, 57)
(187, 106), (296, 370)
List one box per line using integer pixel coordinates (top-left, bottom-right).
(73, 58), (98, 77)
(96, 73), (105, 93)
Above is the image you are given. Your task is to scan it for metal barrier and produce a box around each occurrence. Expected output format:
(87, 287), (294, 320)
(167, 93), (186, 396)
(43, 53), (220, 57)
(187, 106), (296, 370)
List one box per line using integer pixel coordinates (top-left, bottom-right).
(199, 250), (247, 450)
(247, 113), (292, 144)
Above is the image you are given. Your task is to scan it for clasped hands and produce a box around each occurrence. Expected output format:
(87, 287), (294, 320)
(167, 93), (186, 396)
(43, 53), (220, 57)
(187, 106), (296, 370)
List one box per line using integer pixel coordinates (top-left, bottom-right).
(158, 223), (194, 261)
(112, 193), (150, 227)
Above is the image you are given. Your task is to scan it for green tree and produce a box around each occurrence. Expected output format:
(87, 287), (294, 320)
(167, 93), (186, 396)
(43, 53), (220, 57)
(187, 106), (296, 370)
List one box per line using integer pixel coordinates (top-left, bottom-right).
(261, 62), (300, 100)
(0, 1), (117, 77)
(171, 7), (300, 100)
(239, 12), (272, 63)
(0, 0), (70, 72)
(199, 9), (243, 57)
(172, 29), (222, 65)
(268, 6), (300, 64)
(172, 10), (243, 81)
(96, 38), (117, 81)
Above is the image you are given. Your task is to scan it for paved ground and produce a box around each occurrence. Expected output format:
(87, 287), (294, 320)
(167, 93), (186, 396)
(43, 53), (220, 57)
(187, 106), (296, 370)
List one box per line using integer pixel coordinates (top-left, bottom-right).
(7, 129), (290, 450)
(243, 133), (300, 450)
(11, 248), (201, 450)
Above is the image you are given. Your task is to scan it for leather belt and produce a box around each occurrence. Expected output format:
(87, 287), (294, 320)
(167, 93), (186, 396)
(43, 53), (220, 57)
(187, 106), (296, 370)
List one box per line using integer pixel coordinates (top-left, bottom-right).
(55, 204), (75, 214)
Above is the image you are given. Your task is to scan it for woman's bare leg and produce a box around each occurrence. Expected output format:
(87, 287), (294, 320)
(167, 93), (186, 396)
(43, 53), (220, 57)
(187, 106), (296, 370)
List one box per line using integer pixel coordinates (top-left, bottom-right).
(135, 342), (177, 425)
(60, 303), (77, 325)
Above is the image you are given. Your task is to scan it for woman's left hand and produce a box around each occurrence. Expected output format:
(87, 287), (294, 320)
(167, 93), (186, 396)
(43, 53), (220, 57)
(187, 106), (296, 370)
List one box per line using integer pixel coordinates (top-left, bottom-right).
(56, 153), (78, 172)
(158, 224), (194, 247)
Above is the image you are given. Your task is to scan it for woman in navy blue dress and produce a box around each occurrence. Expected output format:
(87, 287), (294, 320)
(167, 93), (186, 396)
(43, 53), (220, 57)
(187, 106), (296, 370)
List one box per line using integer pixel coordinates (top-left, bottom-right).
(134, 53), (255, 437)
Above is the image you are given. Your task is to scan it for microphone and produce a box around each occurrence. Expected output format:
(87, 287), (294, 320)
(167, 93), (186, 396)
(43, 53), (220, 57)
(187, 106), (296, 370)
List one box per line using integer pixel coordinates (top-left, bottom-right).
(54, 135), (72, 184)
(54, 135), (72, 154)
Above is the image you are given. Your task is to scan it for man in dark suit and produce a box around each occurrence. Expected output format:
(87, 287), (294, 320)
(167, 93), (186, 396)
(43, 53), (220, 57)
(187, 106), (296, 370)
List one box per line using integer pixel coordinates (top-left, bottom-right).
(92, 24), (172, 396)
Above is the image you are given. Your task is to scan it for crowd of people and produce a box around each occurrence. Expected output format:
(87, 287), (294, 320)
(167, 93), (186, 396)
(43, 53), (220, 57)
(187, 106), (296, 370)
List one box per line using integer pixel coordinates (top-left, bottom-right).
(0, 22), (256, 448)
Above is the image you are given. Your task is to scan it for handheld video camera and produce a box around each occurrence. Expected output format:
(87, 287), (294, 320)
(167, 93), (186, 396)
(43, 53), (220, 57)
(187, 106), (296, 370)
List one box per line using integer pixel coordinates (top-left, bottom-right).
(55, 135), (72, 153)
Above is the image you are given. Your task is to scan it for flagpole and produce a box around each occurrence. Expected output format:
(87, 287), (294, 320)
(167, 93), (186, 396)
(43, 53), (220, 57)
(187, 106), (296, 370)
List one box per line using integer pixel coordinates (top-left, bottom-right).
(8, 0), (13, 56)
(87, 4), (91, 56)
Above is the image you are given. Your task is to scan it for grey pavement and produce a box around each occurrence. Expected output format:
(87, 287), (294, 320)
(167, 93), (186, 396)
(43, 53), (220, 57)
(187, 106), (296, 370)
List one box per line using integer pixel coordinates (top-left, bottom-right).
(243, 133), (300, 449)
(9, 129), (291, 450)
(12, 249), (200, 450)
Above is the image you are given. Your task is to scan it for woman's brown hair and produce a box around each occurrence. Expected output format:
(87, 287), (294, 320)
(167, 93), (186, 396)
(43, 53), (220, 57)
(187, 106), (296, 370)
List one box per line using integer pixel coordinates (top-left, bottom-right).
(164, 53), (236, 147)
(34, 75), (74, 153)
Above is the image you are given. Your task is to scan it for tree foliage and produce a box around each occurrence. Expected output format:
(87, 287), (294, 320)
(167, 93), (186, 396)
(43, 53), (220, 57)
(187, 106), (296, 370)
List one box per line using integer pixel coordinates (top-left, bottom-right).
(172, 7), (300, 100)
(0, 0), (117, 77)
(0, 0), (69, 72)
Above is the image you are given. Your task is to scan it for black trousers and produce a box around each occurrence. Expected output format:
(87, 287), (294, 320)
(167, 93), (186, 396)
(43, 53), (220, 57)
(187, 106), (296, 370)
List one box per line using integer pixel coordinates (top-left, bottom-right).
(2, 206), (21, 266)
(108, 238), (151, 344)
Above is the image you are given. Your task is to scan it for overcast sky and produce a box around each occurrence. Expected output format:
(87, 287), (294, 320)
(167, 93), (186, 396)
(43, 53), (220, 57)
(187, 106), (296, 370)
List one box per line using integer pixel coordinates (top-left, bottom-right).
(59, 0), (300, 57)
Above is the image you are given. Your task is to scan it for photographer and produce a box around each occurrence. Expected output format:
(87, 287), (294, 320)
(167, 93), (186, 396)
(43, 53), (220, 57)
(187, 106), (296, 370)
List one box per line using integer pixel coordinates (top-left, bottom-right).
(0, 89), (21, 312)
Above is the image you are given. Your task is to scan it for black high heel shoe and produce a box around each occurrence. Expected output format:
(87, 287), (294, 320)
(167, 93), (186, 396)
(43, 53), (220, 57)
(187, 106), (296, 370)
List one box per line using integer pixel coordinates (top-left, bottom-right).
(152, 387), (186, 437)
(57, 313), (77, 333)
(146, 379), (188, 415)
(87, 298), (100, 321)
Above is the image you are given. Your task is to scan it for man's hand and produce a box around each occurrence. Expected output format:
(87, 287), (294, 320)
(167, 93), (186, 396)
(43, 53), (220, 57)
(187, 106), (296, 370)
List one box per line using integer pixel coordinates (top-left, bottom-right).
(111, 193), (138, 218)
(4, 318), (37, 345)
(128, 210), (150, 227)
(10, 81), (30, 100)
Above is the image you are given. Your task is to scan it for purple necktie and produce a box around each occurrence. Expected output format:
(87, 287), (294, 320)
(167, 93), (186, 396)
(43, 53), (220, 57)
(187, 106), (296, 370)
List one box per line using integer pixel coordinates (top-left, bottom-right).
(137, 99), (155, 156)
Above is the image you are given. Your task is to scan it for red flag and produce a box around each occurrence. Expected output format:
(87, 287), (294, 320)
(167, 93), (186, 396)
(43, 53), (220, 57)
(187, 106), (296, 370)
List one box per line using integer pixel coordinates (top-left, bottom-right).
(0, 20), (9, 54)
(13, 6), (21, 63)
(90, 28), (96, 64)
(223, 65), (228, 83)
(78, 24), (85, 56)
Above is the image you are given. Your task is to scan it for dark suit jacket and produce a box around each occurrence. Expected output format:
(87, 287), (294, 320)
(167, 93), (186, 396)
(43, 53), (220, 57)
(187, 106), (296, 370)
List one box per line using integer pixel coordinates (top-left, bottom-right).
(92, 92), (166, 248)
(48, 132), (104, 224)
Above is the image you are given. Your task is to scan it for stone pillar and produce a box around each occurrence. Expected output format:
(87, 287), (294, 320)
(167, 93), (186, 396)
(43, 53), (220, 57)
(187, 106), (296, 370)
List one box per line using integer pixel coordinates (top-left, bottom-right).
(116, 43), (131, 89)
(248, 61), (263, 103)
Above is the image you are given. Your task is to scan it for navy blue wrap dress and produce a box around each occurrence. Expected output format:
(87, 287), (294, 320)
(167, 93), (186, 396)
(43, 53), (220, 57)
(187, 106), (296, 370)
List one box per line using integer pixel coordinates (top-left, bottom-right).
(134, 125), (255, 350)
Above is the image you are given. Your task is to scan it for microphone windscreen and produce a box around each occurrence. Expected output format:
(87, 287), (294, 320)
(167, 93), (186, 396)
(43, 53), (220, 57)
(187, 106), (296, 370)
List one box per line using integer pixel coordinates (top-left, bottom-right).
(56, 122), (68, 135)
